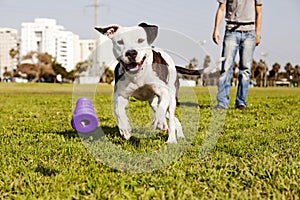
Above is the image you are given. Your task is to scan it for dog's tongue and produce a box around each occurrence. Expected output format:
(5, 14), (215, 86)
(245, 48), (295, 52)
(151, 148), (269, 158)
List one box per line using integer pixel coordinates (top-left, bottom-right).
(127, 63), (139, 71)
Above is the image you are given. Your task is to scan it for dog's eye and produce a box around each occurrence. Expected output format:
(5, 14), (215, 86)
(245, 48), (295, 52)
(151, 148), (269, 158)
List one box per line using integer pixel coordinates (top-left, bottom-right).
(138, 38), (145, 44)
(117, 40), (124, 45)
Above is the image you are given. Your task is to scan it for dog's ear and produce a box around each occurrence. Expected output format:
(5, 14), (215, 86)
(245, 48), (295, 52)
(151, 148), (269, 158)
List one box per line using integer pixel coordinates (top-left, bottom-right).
(138, 22), (158, 44)
(95, 25), (119, 39)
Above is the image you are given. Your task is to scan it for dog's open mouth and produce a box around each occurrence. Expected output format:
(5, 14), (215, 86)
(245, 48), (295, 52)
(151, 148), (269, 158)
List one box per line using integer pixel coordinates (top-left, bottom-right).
(121, 56), (146, 72)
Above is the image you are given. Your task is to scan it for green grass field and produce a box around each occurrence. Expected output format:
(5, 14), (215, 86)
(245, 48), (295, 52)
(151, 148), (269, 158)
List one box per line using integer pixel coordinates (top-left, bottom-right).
(0, 83), (299, 199)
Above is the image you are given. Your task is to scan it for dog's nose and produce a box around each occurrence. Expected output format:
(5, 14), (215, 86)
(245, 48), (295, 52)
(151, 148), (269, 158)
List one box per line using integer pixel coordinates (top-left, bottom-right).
(125, 49), (138, 59)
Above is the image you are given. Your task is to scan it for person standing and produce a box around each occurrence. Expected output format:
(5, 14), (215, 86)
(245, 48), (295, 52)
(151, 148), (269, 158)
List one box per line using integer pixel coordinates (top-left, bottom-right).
(212, 0), (263, 110)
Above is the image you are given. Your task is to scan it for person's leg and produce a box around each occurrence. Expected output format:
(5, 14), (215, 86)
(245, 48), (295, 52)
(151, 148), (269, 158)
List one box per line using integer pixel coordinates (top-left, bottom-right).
(217, 30), (240, 109)
(236, 31), (256, 108)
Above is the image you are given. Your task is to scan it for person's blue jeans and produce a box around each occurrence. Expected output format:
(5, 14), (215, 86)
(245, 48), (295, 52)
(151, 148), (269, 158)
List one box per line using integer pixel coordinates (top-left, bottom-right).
(217, 30), (256, 109)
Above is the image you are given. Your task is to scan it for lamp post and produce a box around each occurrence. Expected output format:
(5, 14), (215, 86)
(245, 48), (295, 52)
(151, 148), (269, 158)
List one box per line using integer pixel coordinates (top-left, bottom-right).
(261, 52), (268, 87)
(85, 0), (109, 81)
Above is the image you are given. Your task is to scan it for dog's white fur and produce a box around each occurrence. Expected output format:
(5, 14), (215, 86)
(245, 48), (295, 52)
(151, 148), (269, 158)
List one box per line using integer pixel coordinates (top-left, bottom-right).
(95, 23), (222, 144)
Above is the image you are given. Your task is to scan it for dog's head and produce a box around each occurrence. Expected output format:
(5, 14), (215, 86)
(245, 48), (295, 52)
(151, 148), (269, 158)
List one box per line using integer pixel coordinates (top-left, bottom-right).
(95, 23), (158, 73)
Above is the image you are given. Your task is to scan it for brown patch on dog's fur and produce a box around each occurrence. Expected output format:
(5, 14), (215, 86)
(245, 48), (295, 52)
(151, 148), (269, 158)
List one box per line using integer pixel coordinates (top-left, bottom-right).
(152, 50), (169, 83)
(132, 84), (156, 101)
(152, 50), (180, 105)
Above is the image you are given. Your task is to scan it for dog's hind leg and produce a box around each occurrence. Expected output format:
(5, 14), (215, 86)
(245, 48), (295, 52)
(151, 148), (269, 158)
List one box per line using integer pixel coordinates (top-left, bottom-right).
(174, 117), (184, 138)
(114, 95), (131, 140)
(165, 112), (184, 139)
(150, 95), (183, 140)
(149, 95), (159, 111)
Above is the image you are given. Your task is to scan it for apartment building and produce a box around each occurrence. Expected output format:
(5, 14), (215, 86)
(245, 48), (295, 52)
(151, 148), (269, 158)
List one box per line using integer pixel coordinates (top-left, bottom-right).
(78, 39), (95, 62)
(1, 18), (115, 81)
(0, 28), (19, 80)
(21, 18), (80, 72)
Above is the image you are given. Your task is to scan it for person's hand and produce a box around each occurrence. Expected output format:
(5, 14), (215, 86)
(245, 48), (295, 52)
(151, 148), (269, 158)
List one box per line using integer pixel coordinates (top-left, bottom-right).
(256, 33), (261, 46)
(213, 30), (221, 45)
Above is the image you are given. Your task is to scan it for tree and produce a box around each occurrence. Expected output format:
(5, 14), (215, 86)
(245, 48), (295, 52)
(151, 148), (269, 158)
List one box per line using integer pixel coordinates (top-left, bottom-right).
(2, 67), (12, 82)
(203, 55), (211, 68)
(294, 65), (300, 79)
(253, 59), (268, 87)
(284, 62), (294, 79)
(9, 48), (18, 60)
(100, 67), (114, 84)
(269, 63), (280, 80)
(3, 66), (11, 77)
(17, 51), (56, 82)
(52, 60), (74, 82)
(8, 48), (18, 76)
(74, 60), (91, 74)
(186, 57), (198, 70)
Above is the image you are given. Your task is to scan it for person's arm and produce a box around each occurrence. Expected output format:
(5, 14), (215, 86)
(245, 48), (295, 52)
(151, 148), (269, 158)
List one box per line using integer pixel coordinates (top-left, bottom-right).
(255, 4), (262, 46)
(212, 3), (226, 45)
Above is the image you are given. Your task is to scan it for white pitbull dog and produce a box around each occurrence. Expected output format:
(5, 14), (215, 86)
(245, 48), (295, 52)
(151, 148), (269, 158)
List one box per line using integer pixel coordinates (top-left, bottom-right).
(95, 23), (222, 144)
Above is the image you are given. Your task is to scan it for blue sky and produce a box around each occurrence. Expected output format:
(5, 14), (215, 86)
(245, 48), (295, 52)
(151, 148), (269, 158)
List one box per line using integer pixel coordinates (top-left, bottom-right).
(1, 0), (300, 70)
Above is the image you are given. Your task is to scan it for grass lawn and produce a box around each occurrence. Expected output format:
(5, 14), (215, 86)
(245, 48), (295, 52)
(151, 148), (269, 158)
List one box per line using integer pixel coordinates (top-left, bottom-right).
(0, 83), (299, 199)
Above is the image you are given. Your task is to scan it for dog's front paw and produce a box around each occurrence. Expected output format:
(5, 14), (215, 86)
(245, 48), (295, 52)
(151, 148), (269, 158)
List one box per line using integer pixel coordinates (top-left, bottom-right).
(153, 118), (168, 132)
(153, 109), (168, 132)
(165, 137), (177, 144)
(119, 129), (131, 140)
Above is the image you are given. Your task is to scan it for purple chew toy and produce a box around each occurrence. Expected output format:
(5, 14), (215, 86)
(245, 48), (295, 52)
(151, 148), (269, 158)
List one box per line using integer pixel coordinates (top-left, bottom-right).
(71, 97), (98, 133)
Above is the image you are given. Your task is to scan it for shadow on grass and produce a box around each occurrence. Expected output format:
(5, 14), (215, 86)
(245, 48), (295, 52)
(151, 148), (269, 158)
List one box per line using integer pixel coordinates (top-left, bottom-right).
(56, 129), (79, 139)
(78, 126), (168, 147)
(57, 126), (168, 145)
(55, 126), (120, 140)
(56, 126), (134, 143)
(178, 101), (211, 109)
(178, 101), (199, 107)
(35, 165), (59, 176)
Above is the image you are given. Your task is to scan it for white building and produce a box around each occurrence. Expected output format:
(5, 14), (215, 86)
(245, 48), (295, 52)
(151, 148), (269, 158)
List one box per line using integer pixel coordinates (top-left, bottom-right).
(56, 30), (80, 71)
(79, 39), (95, 62)
(0, 28), (19, 80)
(21, 18), (80, 71)
(79, 35), (117, 68)
(75, 35), (119, 84)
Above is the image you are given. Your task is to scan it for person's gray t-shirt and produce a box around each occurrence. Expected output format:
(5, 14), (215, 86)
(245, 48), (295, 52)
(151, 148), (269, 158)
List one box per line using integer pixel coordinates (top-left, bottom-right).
(217, 0), (263, 31)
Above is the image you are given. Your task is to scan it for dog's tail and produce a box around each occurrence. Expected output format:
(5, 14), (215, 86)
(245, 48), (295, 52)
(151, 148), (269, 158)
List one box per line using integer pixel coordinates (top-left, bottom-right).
(175, 57), (225, 77)
(175, 66), (201, 76)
